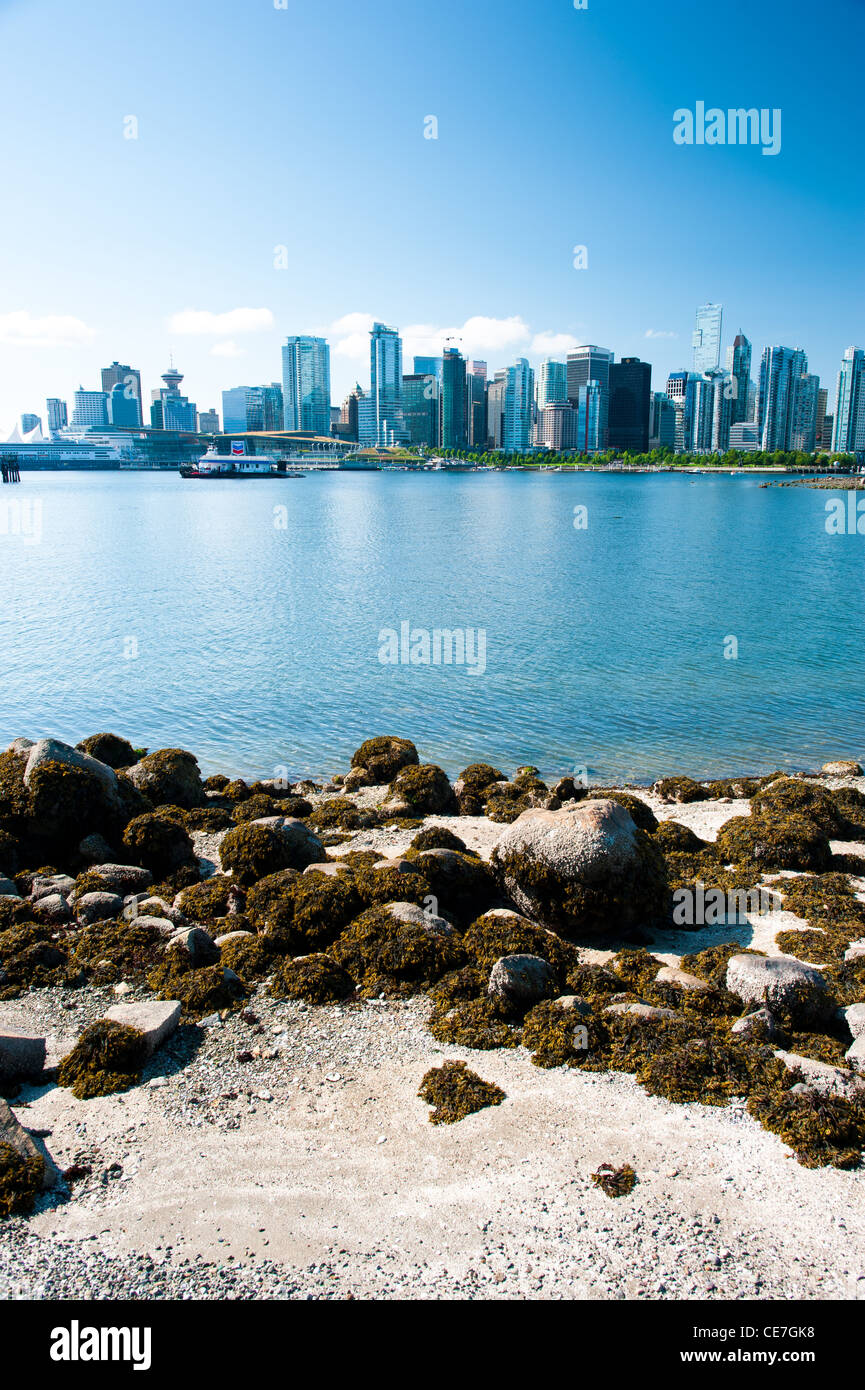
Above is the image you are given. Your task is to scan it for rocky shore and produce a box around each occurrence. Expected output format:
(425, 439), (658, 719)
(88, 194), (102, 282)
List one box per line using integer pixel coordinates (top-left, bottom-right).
(1, 733), (865, 1300)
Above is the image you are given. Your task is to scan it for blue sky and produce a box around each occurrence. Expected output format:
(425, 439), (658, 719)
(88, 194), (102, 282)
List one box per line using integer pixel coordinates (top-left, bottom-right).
(0, 0), (862, 435)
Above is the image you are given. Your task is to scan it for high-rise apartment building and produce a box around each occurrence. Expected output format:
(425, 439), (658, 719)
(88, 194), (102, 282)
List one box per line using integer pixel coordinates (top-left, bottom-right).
(20, 413), (41, 434)
(198, 408), (220, 434)
(466, 360), (487, 446)
(576, 381), (605, 453)
(486, 372), (507, 449)
(792, 373), (820, 453)
(832, 347), (865, 454)
(537, 360), (568, 409)
(649, 393), (677, 450)
(725, 333), (751, 423)
(282, 336), (331, 435)
(756, 346), (808, 451)
(503, 358), (535, 452)
(539, 401), (578, 450)
(566, 345), (613, 402)
(46, 398), (68, 432)
(693, 303), (723, 373)
(357, 323), (409, 446)
(608, 357), (651, 452)
(108, 383), (141, 428)
(101, 361), (142, 427)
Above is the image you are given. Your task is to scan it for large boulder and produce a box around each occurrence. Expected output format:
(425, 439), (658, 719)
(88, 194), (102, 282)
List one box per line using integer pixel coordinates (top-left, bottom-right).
(102, 1000), (180, 1057)
(725, 953), (833, 1026)
(383, 764), (456, 817)
(75, 891), (124, 924)
(219, 818), (325, 885)
(491, 799), (669, 936)
(81, 863), (153, 896)
(488, 954), (558, 1006)
(0, 1098), (59, 1191)
(126, 748), (204, 809)
(0, 1028), (46, 1081)
(23, 738), (121, 809)
(76, 733), (138, 770)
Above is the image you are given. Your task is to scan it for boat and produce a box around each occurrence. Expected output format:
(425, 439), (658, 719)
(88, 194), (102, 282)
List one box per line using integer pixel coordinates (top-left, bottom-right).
(179, 445), (303, 479)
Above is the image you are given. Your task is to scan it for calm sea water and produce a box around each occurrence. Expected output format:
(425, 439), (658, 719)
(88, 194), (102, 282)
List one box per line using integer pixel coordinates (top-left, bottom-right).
(1, 469), (863, 783)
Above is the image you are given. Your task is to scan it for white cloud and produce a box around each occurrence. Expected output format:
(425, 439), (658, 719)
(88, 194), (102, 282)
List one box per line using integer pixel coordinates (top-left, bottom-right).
(404, 315), (532, 360)
(211, 340), (245, 358)
(644, 329), (678, 340)
(331, 312), (376, 359)
(0, 310), (95, 348)
(529, 331), (581, 357)
(167, 307), (274, 335)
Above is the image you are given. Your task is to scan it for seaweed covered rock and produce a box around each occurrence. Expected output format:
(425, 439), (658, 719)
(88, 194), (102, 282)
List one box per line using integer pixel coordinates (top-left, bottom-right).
(127, 748), (204, 809)
(0, 924), (68, 997)
(174, 875), (236, 922)
(592, 1163), (637, 1198)
(68, 919), (166, 985)
(749, 778), (846, 837)
(491, 800), (669, 937)
(409, 848), (497, 926)
(26, 760), (115, 847)
(418, 1059), (505, 1124)
(216, 933), (271, 981)
(715, 811), (832, 873)
(0, 1138), (43, 1217)
(654, 820), (707, 854)
(463, 910), (577, 975)
(102, 1000), (181, 1057)
(76, 733), (137, 770)
(484, 779), (552, 824)
(122, 813), (197, 879)
(587, 791), (658, 834)
(146, 958), (246, 1016)
(0, 830), (21, 877)
(311, 798), (379, 832)
(821, 759), (863, 777)
(57, 1019), (149, 1099)
(74, 891), (124, 925)
(272, 796), (313, 820)
(453, 763), (505, 816)
(522, 996), (598, 1068)
(747, 1087), (865, 1168)
(384, 764), (456, 817)
(725, 953), (833, 1027)
(219, 819), (324, 885)
(0, 746), (31, 825)
(653, 776), (709, 804)
(428, 994), (520, 1050)
(830, 787), (865, 839)
(488, 953), (558, 1007)
(248, 871), (362, 952)
(232, 794), (278, 823)
(410, 825), (467, 854)
(332, 901), (464, 997)
(350, 736), (419, 785)
(270, 953), (356, 1003)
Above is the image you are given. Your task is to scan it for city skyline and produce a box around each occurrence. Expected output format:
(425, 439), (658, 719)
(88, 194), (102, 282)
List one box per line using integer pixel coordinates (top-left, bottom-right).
(1, 0), (862, 437)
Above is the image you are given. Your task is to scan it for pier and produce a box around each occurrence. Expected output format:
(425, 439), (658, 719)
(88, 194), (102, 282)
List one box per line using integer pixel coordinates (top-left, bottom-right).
(1, 454), (21, 483)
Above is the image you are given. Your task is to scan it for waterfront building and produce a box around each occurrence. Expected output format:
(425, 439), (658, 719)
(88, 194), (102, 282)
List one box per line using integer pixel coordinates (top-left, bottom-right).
(576, 380), (605, 453)
(72, 389), (109, 428)
(648, 392), (677, 450)
(466, 360), (487, 446)
(357, 323), (409, 446)
(666, 371), (697, 451)
(725, 333), (751, 423)
(537, 360), (568, 410)
(756, 346), (807, 451)
(608, 357), (651, 453)
(441, 347), (468, 448)
(101, 361), (142, 426)
(693, 303), (723, 373)
(281, 336), (331, 435)
(566, 346), (612, 448)
(728, 422), (760, 451)
(402, 373), (440, 447)
(46, 398), (68, 433)
(832, 346), (865, 454)
(503, 358), (534, 452)
(539, 400), (578, 450)
(486, 372), (507, 449)
(150, 363), (197, 432)
(792, 373), (820, 453)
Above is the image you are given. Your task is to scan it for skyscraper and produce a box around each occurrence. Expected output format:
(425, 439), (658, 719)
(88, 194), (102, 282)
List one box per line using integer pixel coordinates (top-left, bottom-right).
(756, 346), (807, 451)
(198, 408), (220, 434)
(693, 304), (723, 373)
(503, 358), (534, 452)
(101, 361), (142, 427)
(832, 347), (865, 454)
(441, 347), (467, 448)
(108, 383), (141, 427)
(725, 333), (751, 423)
(649, 393), (677, 450)
(486, 372), (507, 449)
(537, 360), (568, 410)
(150, 362), (197, 432)
(666, 371), (698, 451)
(46, 398), (67, 432)
(21, 414), (41, 434)
(402, 373), (440, 447)
(466, 360), (487, 446)
(576, 381), (605, 453)
(607, 357), (651, 452)
(282, 336), (331, 435)
(359, 323), (409, 446)
(566, 346), (613, 403)
(792, 373), (820, 453)
(539, 401), (578, 450)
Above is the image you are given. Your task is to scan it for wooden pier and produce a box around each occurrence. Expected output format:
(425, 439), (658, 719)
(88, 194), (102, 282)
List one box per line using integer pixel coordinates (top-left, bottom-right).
(1, 455), (21, 483)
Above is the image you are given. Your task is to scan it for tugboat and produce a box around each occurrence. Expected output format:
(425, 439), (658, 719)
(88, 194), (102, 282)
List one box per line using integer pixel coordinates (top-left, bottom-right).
(180, 444), (303, 479)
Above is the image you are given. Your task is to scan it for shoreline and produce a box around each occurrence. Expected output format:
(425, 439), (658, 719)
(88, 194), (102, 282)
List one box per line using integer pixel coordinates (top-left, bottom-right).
(2, 734), (864, 1300)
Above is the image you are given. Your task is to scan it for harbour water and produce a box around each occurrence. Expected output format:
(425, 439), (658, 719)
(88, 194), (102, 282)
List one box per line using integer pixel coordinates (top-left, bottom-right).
(1, 469), (863, 782)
